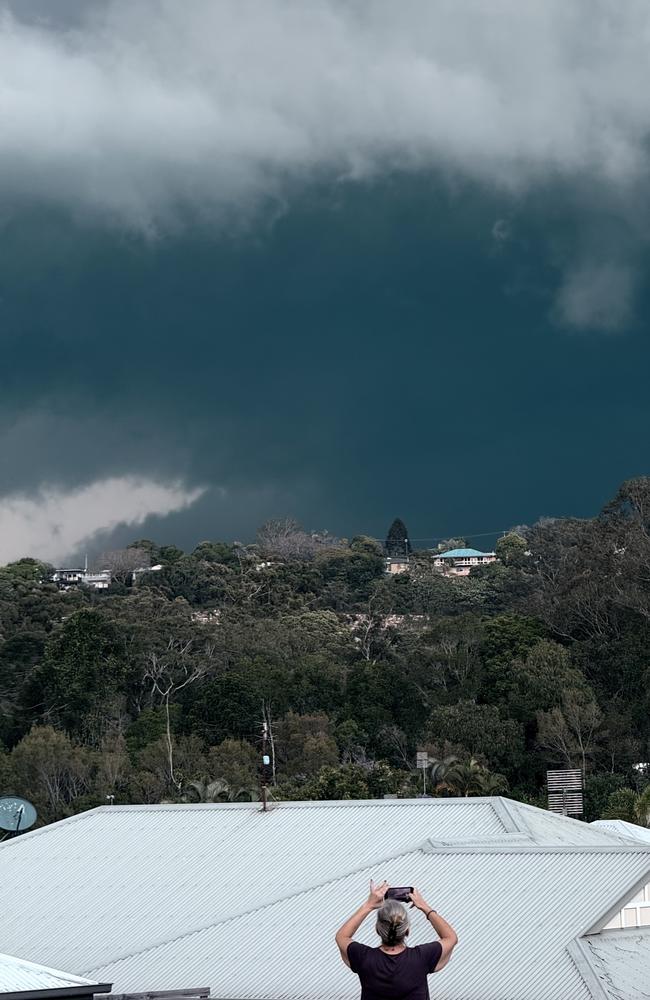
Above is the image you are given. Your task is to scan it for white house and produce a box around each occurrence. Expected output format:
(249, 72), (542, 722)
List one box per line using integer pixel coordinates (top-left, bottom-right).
(52, 569), (111, 591)
(0, 797), (648, 1000)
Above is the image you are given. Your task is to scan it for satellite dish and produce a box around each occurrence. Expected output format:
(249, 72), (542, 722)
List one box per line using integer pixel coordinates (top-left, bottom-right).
(0, 796), (37, 833)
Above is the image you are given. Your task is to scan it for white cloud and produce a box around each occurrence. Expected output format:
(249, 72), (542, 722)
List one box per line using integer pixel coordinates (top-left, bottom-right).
(1, 1), (650, 229)
(553, 262), (636, 332)
(0, 476), (204, 564)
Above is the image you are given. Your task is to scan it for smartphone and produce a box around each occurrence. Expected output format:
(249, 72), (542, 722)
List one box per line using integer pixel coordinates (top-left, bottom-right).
(385, 886), (413, 902)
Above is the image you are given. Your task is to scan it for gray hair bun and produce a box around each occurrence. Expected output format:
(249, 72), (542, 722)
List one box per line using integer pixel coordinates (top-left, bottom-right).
(376, 899), (410, 946)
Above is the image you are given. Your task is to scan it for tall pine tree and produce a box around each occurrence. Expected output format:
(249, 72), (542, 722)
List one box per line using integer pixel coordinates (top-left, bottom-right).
(385, 518), (412, 558)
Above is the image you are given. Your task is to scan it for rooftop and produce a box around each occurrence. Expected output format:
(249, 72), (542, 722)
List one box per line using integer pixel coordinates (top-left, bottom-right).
(592, 819), (650, 844)
(434, 547), (494, 559)
(0, 951), (109, 1000)
(0, 798), (648, 1000)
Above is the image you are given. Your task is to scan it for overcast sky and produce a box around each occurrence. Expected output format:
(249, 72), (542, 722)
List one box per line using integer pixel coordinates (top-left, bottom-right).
(2, 1), (650, 562)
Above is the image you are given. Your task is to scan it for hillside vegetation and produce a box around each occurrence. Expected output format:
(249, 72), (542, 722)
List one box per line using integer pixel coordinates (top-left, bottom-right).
(2, 478), (650, 827)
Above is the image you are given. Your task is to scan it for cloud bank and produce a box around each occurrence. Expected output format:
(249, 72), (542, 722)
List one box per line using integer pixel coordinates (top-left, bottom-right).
(0, 476), (204, 564)
(2, 0), (650, 231)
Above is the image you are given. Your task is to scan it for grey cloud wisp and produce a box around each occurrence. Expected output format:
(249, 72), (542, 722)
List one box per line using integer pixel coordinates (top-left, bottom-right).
(3, 0), (650, 229)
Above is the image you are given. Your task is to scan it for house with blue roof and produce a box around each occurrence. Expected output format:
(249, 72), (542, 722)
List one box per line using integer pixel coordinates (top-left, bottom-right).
(433, 547), (497, 576)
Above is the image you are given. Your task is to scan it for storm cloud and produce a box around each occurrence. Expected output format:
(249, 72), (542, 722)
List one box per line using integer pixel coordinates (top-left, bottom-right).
(2, 2), (650, 560)
(2, 1), (650, 230)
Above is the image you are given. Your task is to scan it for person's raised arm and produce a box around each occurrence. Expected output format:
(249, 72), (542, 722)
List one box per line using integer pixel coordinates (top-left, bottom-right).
(409, 888), (458, 971)
(335, 880), (388, 968)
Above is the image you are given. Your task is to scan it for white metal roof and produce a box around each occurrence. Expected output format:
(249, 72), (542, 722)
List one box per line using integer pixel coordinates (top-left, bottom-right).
(581, 928), (650, 999)
(592, 819), (650, 845)
(0, 798), (648, 1000)
(0, 952), (99, 995)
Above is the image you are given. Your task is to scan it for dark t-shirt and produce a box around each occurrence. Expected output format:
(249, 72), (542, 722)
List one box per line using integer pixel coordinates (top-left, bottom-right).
(347, 942), (443, 1000)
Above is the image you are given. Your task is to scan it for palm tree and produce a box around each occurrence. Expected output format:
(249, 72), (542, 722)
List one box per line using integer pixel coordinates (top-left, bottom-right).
(183, 776), (259, 803)
(637, 786), (650, 826)
(435, 757), (509, 797)
(427, 756), (460, 793)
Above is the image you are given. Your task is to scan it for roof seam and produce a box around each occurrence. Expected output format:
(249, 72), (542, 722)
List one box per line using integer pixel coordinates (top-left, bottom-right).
(82, 846), (425, 975)
(566, 939), (610, 1000)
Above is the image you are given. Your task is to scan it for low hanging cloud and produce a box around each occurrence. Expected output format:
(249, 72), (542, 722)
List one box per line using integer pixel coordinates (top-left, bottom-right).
(553, 262), (637, 333)
(0, 476), (204, 565)
(2, 1), (650, 231)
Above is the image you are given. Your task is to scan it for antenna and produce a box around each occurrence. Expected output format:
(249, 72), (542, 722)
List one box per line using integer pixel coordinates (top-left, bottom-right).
(0, 796), (38, 837)
(547, 769), (584, 817)
(84, 552), (88, 574)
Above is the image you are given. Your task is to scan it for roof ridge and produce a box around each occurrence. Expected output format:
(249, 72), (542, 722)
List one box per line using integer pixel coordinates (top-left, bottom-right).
(422, 842), (650, 856)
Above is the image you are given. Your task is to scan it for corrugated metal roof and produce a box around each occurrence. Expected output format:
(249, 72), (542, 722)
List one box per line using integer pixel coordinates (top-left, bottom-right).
(0, 952), (98, 995)
(0, 798), (648, 1000)
(582, 928), (650, 999)
(86, 846), (650, 1000)
(592, 820), (650, 845)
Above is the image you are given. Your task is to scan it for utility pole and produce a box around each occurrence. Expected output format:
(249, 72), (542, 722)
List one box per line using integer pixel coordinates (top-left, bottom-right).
(261, 718), (269, 812)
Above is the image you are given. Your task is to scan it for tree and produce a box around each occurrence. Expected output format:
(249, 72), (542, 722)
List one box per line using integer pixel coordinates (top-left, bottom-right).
(207, 739), (259, 791)
(481, 640), (589, 723)
(434, 757), (508, 797)
(427, 755), (460, 791)
(495, 532), (528, 567)
(95, 548), (151, 586)
(143, 637), (218, 791)
(305, 763), (370, 800)
(182, 776), (258, 803)
(385, 519), (412, 558)
(30, 609), (128, 739)
(350, 536), (384, 556)
(536, 689), (603, 773)
(273, 713), (339, 779)
(427, 702), (525, 777)
(257, 519), (341, 561)
(10, 726), (93, 822)
(602, 785), (650, 826)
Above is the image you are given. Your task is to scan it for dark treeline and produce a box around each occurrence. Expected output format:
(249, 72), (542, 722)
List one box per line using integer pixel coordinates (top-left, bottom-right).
(2, 478), (650, 828)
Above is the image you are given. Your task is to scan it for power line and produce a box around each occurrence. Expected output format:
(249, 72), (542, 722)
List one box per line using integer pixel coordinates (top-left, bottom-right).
(369, 528), (511, 543)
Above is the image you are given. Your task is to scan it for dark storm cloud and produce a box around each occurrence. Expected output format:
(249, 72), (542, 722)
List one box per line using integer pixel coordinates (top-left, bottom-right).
(2, 2), (650, 557)
(2, 179), (650, 561)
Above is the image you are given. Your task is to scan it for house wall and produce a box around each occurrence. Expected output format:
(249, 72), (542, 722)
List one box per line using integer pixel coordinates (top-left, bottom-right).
(604, 882), (650, 928)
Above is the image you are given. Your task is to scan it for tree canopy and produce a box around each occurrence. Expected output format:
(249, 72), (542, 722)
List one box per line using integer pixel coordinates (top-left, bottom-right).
(1, 478), (649, 827)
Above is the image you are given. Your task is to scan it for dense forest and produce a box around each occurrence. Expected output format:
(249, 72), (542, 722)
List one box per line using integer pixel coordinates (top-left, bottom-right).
(2, 477), (650, 829)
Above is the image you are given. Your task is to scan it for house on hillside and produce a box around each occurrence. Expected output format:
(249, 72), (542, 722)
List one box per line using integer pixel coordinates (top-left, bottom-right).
(52, 569), (111, 591)
(433, 547), (496, 576)
(0, 797), (649, 1000)
(0, 951), (110, 1000)
(384, 556), (409, 575)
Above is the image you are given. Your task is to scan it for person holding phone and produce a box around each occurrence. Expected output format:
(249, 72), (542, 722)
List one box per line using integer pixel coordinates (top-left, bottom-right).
(335, 881), (458, 998)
